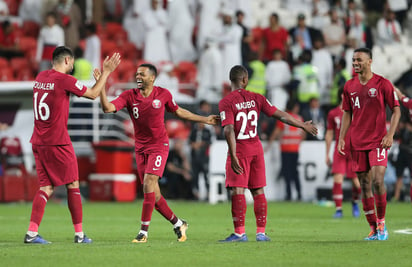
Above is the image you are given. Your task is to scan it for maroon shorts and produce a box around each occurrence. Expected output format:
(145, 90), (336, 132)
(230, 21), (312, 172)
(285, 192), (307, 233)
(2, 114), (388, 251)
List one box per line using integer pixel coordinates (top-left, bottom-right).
(32, 144), (79, 187)
(332, 150), (356, 178)
(135, 147), (169, 184)
(351, 147), (388, 173)
(225, 153), (266, 189)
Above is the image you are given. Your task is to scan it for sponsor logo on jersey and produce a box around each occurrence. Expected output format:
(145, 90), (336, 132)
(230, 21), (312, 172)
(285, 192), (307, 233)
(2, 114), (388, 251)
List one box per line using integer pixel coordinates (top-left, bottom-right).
(152, 99), (162, 109)
(75, 81), (84, 90)
(368, 88), (377, 97)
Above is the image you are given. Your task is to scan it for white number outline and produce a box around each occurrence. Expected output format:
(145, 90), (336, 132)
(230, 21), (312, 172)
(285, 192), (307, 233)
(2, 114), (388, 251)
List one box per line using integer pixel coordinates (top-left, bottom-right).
(236, 110), (258, 140)
(34, 92), (50, 121)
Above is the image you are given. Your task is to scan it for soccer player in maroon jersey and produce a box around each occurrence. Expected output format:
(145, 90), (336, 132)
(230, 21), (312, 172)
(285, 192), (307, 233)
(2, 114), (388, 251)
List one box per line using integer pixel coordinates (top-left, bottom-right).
(325, 88), (361, 219)
(218, 65), (317, 242)
(98, 63), (219, 243)
(338, 48), (400, 241)
(24, 46), (121, 244)
(394, 87), (412, 203)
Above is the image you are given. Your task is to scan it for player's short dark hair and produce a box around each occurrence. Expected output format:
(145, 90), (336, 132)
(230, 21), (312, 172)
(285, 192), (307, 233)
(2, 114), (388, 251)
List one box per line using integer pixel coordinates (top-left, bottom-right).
(354, 47), (372, 59)
(235, 10), (244, 17)
(229, 65), (248, 82)
(52, 46), (74, 64)
(139, 63), (157, 78)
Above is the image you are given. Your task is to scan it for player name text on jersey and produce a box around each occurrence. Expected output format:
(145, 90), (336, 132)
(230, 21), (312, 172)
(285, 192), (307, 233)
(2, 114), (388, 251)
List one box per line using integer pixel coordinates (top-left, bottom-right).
(235, 100), (256, 110)
(34, 82), (55, 91)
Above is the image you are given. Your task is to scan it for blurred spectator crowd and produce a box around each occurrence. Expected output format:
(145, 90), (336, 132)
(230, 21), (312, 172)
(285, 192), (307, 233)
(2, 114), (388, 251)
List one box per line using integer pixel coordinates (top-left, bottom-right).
(1, 0), (412, 201)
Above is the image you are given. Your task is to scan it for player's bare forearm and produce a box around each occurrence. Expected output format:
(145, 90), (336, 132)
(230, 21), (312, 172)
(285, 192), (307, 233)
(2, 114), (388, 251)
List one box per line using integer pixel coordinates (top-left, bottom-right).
(325, 130), (333, 155)
(99, 87), (116, 113)
(223, 125), (237, 159)
(174, 107), (219, 125)
(382, 106), (401, 148)
(273, 110), (317, 136)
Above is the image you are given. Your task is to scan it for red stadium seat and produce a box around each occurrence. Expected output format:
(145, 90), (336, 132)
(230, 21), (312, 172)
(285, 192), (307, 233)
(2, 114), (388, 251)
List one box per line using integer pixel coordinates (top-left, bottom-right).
(117, 59), (136, 82)
(117, 59), (135, 76)
(176, 61), (197, 83)
(121, 42), (139, 61)
(0, 57), (8, 68)
(16, 67), (35, 81)
(0, 68), (15, 81)
(22, 21), (40, 38)
(105, 22), (124, 38)
(19, 36), (37, 53)
(119, 69), (136, 83)
(101, 41), (119, 58)
(165, 119), (190, 139)
(10, 58), (30, 75)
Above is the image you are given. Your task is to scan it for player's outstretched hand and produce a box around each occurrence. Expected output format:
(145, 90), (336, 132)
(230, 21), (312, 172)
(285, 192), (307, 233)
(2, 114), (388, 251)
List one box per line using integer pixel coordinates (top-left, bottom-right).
(93, 69), (101, 81)
(102, 52), (121, 73)
(231, 156), (244, 175)
(381, 134), (393, 149)
(206, 115), (220, 125)
(303, 120), (318, 136)
(337, 139), (345, 155)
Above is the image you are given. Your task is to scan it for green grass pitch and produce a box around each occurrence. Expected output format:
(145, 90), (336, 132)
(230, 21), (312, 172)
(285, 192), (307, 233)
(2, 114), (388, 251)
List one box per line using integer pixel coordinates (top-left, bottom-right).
(0, 200), (411, 267)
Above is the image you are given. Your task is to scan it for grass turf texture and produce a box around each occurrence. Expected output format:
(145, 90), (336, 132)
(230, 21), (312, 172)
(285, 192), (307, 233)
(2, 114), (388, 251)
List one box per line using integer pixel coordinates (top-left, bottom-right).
(0, 201), (411, 267)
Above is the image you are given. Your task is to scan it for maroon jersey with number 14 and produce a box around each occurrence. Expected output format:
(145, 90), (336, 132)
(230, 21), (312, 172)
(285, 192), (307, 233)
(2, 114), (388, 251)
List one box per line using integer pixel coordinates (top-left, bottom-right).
(342, 74), (399, 151)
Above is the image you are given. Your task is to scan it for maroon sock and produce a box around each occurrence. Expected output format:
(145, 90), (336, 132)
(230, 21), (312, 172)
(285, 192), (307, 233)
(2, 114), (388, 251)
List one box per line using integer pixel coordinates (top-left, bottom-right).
(374, 193), (387, 221)
(232, 194), (246, 235)
(155, 196), (178, 225)
(67, 188), (83, 232)
(28, 190), (49, 232)
(141, 192), (156, 232)
(352, 185), (361, 202)
(332, 182), (343, 210)
(362, 197), (377, 230)
(253, 193), (267, 233)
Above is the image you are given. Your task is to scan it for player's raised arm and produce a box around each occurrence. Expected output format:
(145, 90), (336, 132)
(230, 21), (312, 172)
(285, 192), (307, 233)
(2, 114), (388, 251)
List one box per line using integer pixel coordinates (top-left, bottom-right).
(272, 109), (318, 136)
(82, 53), (121, 100)
(174, 107), (220, 125)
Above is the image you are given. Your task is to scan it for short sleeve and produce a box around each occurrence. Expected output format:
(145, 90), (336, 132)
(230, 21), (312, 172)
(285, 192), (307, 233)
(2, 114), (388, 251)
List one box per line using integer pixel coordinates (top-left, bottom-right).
(61, 75), (87, 97)
(165, 90), (179, 113)
(382, 79), (399, 109)
(111, 91), (129, 112)
(326, 110), (335, 130)
(260, 95), (277, 117)
(219, 99), (234, 127)
(341, 82), (351, 111)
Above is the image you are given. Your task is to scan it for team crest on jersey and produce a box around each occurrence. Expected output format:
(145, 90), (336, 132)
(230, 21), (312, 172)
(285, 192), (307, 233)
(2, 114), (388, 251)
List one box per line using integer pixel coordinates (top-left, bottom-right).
(368, 88), (377, 97)
(152, 99), (162, 109)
